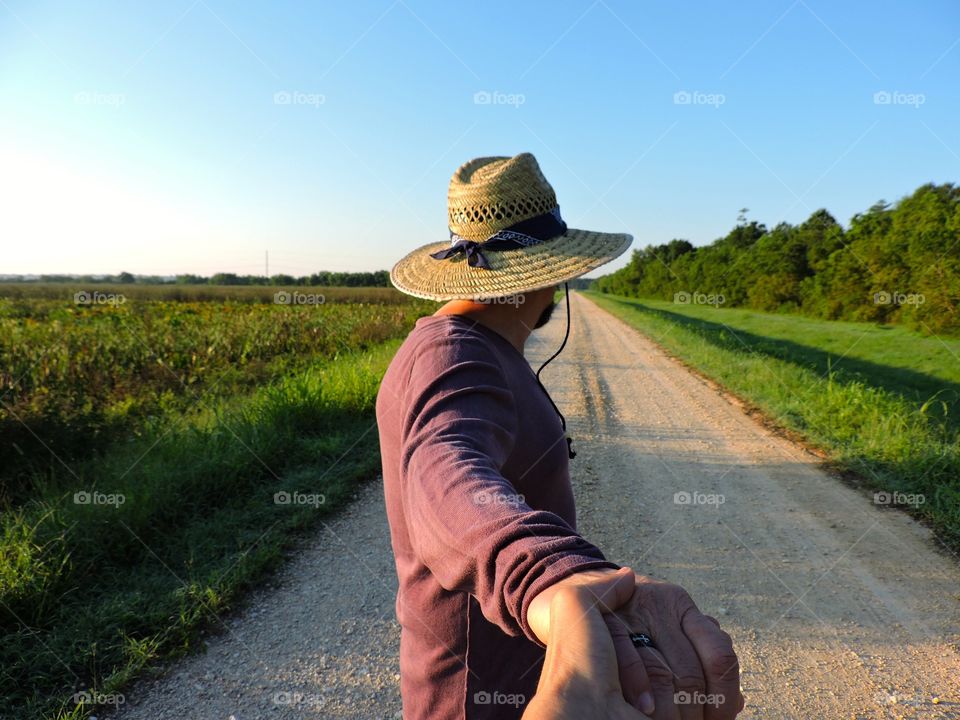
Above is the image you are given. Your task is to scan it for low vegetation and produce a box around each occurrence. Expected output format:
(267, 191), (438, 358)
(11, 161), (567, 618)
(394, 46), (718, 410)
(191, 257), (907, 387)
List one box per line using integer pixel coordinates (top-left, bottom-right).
(0, 288), (435, 719)
(1, 287), (423, 502)
(585, 292), (960, 553)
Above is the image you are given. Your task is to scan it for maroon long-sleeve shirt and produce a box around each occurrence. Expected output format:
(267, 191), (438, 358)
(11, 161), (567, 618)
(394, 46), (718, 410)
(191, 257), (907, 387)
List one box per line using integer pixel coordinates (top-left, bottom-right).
(376, 313), (618, 720)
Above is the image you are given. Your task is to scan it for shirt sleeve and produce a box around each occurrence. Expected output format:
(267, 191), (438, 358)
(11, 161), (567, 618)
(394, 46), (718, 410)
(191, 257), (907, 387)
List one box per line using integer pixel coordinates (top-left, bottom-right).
(397, 330), (619, 644)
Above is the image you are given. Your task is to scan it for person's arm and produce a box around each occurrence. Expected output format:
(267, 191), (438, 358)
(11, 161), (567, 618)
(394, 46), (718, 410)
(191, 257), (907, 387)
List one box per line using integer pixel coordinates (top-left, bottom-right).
(398, 333), (618, 642)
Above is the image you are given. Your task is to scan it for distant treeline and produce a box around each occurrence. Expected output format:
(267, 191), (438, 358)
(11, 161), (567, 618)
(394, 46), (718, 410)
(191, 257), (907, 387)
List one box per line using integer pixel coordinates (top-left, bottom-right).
(595, 183), (959, 335)
(565, 277), (594, 291)
(3, 270), (391, 287)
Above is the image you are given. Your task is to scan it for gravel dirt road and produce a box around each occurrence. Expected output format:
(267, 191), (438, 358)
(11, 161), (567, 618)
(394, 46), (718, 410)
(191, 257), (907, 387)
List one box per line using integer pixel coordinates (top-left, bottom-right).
(108, 292), (960, 720)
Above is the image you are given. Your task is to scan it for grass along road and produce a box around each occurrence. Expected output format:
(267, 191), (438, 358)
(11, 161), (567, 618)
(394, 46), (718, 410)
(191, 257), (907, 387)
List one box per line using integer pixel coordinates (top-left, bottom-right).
(584, 291), (960, 552)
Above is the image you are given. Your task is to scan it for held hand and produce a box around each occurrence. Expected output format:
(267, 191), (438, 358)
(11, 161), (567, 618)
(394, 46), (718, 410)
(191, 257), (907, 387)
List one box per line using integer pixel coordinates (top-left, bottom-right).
(528, 568), (656, 715)
(528, 569), (744, 719)
(608, 575), (745, 720)
(523, 567), (648, 720)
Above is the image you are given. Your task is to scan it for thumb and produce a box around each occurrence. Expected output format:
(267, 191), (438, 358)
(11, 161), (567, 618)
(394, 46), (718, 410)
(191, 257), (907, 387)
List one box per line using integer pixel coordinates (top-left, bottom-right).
(582, 566), (636, 614)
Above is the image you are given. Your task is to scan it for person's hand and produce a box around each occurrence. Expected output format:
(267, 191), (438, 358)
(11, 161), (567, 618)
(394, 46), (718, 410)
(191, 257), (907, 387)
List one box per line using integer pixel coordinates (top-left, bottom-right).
(607, 576), (745, 720)
(530, 567), (657, 712)
(523, 567), (647, 720)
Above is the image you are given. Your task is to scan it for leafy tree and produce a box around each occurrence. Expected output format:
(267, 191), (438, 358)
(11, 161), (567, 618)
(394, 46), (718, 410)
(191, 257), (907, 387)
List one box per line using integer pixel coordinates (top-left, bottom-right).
(594, 184), (959, 335)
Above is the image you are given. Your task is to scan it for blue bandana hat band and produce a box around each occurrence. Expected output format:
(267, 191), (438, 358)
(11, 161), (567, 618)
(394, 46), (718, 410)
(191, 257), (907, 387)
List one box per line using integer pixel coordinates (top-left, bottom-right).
(429, 207), (567, 269)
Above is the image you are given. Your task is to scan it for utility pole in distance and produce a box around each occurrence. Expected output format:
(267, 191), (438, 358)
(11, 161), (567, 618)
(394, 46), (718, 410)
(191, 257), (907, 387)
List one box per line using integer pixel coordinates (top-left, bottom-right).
(265, 250), (269, 279)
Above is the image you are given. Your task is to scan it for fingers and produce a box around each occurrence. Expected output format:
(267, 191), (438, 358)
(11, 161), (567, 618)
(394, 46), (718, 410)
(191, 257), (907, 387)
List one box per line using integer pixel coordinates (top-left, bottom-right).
(636, 646), (681, 720)
(604, 613), (655, 715)
(543, 585), (619, 685)
(592, 569), (656, 716)
(702, 609), (744, 711)
(564, 568), (646, 703)
(540, 569), (636, 693)
(681, 610), (742, 720)
(650, 625), (705, 720)
(533, 575), (652, 719)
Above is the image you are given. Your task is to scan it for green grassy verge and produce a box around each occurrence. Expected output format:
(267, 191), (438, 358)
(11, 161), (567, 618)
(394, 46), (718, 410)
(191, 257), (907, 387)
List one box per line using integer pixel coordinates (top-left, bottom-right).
(2, 340), (402, 720)
(584, 292), (960, 551)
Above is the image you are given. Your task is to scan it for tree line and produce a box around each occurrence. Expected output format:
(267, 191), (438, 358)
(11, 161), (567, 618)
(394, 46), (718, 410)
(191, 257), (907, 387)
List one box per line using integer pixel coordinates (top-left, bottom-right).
(3, 270), (391, 287)
(594, 183), (959, 335)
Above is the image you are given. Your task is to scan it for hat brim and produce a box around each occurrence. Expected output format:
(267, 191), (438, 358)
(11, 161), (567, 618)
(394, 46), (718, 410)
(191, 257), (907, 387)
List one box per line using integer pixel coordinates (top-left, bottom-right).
(390, 228), (633, 301)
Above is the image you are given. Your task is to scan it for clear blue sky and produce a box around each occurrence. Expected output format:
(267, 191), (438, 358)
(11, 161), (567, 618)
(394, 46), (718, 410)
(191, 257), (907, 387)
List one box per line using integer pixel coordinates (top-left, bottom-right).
(1, 0), (957, 277)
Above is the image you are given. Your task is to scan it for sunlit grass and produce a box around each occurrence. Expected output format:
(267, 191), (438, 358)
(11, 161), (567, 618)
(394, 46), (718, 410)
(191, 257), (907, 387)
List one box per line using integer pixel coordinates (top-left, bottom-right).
(0, 287), (436, 719)
(2, 341), (405, 719)
(586, 292), (960, 551)
(0, 293), (433, 503)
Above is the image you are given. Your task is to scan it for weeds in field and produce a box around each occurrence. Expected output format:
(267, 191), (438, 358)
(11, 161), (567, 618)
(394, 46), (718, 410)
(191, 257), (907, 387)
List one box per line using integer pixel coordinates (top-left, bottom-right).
(0, 288), (435, 718)
(1, 295), (433, 503)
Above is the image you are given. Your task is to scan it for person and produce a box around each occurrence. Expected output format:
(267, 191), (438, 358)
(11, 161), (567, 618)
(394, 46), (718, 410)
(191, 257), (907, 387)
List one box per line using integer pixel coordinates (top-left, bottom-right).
(377, 153), (743, 719)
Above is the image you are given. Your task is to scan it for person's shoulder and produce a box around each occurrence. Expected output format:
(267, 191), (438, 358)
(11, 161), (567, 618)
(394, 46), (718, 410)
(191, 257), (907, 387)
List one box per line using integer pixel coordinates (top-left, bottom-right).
(382, 315), (518, 414)
(401, 314), (505, 366)
(411, 314), (489, 341)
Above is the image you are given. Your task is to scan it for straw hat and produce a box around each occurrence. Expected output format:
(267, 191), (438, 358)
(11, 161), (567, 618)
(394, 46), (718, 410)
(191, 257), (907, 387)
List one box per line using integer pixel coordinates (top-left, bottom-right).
(390, 153), (633, 301)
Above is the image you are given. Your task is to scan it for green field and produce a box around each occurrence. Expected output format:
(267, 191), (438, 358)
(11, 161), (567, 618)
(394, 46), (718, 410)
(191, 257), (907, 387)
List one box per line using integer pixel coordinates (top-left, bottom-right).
(8, 284), (958, 718)
(585, 292), (960, 550)
(1, 285), (421, 501)
(0, 287), (435, 719)
(0, 282), (405, 304)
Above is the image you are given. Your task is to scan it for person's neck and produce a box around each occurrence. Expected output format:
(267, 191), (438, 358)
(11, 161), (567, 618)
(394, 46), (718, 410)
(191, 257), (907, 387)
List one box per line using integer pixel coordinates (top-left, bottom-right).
(433, 300), (537, 354)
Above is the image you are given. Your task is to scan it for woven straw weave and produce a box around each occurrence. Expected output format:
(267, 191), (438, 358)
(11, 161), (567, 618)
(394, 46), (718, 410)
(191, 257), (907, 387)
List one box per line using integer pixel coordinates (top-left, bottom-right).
(391, 153), (632, 301)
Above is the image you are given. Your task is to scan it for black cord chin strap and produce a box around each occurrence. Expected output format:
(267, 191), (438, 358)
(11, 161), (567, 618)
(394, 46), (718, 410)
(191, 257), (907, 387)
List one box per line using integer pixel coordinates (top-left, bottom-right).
(534, 283), (576, 459)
